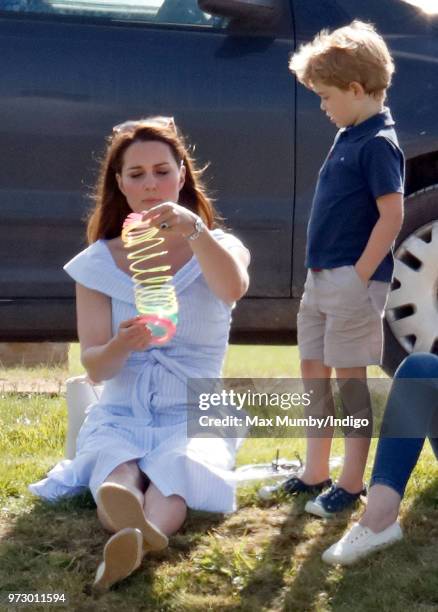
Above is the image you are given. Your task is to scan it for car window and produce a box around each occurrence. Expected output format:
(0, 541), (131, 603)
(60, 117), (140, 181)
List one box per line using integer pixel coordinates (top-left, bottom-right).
(335, 0), (435, 33)
(1, 0), (228, 28)
(293, 0), (435, 38)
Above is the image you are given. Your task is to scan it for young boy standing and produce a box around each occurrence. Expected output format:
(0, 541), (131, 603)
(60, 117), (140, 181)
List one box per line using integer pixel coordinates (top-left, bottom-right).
(284, 21), (405, 516)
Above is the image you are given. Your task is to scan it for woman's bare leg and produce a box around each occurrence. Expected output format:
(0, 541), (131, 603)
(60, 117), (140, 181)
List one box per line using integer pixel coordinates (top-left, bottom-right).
(97, 460), (146, 532)
(96, 461), (186, 537)
(359, 484), (401, 532)
(143, 483), (187, 536)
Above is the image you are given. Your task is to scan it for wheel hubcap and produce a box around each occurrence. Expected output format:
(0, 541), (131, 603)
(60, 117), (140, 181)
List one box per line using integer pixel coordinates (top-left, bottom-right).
(386, 221), (438, 354)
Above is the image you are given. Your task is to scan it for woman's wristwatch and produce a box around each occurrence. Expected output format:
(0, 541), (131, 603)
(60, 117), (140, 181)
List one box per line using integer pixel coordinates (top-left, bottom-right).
(186, 215), (205, 241)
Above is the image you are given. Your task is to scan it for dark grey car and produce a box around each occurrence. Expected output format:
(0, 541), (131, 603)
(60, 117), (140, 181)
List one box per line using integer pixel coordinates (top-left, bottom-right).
(1, 0), (437, 373)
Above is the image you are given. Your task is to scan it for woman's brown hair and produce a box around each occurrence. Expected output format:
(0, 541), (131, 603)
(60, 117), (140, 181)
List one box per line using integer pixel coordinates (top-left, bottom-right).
(86, 117), (220, 244)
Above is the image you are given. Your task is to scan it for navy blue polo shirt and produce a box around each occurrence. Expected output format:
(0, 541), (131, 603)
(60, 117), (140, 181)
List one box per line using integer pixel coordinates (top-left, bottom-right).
(306, 108), (405, 282)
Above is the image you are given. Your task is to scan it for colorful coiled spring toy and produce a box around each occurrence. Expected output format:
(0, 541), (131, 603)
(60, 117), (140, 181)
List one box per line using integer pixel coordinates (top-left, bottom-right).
(121, 212), (178, 345)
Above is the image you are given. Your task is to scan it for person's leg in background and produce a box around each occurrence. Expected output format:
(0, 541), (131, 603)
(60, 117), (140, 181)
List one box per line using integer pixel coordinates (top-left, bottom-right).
(361, 352), (438, 531)
(322, 352), (438, 564)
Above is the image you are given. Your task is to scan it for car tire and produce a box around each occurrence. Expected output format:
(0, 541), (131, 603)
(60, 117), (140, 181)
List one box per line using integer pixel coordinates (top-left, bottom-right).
(382, 185), (438, 375)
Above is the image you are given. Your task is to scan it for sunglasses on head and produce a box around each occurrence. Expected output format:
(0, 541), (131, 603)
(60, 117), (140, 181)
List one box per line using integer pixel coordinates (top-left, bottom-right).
(112, 116), (176, 135)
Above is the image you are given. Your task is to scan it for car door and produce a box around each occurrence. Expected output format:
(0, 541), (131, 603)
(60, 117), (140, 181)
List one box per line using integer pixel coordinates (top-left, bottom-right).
(0, 0), (295, 339)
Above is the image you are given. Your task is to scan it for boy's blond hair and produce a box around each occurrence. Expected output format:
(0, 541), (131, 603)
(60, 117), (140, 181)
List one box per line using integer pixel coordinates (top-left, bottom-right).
(289, 21), (394, 101)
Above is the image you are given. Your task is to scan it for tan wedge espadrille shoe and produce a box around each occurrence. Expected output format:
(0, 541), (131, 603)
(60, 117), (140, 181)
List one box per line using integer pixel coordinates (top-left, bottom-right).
(97, 483), (168, 553)
(93, 527), (143, 591)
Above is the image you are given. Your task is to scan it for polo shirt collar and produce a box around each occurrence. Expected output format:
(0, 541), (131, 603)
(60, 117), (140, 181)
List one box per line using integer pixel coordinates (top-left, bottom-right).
(340, 107), (394, 141)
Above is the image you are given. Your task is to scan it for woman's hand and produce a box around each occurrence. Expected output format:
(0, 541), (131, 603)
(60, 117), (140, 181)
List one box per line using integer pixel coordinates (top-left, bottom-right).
(77, 285), (153, 382)
(136, 204), (250, 304)
(139, 202), (199, 239)
(114, 316), (153, 352)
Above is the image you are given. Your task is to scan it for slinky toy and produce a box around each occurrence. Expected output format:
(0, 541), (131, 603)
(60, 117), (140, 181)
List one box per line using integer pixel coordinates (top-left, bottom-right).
(121, 212), (178, 344)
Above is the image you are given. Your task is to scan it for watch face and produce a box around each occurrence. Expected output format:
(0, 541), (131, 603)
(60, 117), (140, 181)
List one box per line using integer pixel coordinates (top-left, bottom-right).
(187, 216), (204, 240)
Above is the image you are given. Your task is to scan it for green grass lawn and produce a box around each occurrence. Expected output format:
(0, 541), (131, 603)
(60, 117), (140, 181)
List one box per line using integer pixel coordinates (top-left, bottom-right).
(0, 345), (437, 611)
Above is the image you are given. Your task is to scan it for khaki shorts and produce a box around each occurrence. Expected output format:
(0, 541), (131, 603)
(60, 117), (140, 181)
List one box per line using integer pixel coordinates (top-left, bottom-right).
(297, 266), (389, 368)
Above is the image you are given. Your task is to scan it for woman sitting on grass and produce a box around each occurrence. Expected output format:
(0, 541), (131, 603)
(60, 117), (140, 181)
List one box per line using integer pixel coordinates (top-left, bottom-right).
(322, 352), (438, 565)
(29, 116), (250, 590)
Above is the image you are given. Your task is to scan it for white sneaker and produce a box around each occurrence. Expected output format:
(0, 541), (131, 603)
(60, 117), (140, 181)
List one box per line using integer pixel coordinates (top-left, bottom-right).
(322, 522), (403, 565)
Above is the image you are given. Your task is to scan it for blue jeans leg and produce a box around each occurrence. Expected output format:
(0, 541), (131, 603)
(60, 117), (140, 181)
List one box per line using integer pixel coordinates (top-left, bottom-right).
(371, 353), (438, 498)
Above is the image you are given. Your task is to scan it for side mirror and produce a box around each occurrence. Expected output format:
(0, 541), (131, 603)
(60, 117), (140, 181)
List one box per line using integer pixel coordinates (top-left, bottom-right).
(198, 0), (275, 20)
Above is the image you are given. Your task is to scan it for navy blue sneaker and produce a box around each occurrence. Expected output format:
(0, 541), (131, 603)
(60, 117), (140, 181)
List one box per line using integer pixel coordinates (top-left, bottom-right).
(305, 484), (367, 518)
(282, 476), (332, 496)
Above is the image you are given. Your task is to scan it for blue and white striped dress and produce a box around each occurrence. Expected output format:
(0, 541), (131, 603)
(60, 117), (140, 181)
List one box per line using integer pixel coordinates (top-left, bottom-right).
(29, 229), (247, 513)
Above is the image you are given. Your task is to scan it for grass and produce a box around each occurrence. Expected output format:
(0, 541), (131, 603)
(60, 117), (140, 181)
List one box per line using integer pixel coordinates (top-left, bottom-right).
(0, 345), (437, 611)
(0, 344), (388, 389)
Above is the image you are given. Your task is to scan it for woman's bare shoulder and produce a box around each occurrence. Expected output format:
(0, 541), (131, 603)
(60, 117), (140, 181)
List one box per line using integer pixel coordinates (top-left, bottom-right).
(105, 236), (123, 252)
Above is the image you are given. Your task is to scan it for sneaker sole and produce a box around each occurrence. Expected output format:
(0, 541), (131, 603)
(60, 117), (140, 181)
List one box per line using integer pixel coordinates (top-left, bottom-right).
(97, 483), (168, 552)
(305, 500), (333, 518)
